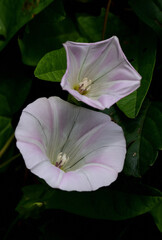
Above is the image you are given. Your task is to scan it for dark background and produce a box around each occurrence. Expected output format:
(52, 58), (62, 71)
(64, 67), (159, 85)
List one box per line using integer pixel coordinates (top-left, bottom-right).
(0, 0), (162, 239)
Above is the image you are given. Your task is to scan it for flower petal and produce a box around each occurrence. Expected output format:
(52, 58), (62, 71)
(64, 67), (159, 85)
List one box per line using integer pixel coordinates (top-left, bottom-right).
(31, 160), (65, 188)
(58, 171), (93, 191)
(78, 163), (118, 191)
(59, 163), (118, 192)
(62, 107), (126, 172)
(15, 98), (52, 169)
(16, 141), (48, 169)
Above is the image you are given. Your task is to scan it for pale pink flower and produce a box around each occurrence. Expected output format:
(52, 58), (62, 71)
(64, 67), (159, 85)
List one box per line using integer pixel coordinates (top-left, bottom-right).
(61, 36), (141, 110)
(15, 97), (126, 191)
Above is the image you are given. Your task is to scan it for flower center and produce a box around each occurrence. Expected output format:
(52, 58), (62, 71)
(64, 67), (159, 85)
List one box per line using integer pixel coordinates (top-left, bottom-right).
(55, 152), (69, 169)
(74, 77), (92, 95)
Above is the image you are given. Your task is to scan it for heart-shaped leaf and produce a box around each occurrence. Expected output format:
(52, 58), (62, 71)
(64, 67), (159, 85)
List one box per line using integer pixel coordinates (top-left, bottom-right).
(34, 47), (66, 82)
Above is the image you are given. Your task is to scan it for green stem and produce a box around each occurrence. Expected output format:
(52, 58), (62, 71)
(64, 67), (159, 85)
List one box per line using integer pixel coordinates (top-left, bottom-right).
(0, 153), (21, 168)
(102, 0), (112, 40)
(2, 215), (20, 240)
(0, 133), (15, 159)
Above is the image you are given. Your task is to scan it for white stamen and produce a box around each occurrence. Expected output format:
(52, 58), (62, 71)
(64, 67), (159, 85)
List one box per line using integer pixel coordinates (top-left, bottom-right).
(55, 152), (69, 169)
(78, 77), (92, 94)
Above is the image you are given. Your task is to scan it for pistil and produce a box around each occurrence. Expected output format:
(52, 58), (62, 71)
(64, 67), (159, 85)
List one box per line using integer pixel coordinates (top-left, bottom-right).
(75, 77), (92, 95)
(55, 152), (69, 169)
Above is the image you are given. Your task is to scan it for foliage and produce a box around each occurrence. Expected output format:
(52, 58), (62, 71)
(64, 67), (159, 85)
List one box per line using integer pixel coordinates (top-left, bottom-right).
(0, 0), (162, 239)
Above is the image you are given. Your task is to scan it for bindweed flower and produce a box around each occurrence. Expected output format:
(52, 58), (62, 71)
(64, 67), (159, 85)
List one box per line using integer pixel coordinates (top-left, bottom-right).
(15, 97), (126, 192)
(61, 36), (142, 110)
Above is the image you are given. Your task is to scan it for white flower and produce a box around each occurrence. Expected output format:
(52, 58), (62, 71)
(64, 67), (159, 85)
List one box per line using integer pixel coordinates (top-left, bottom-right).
(15, 97), (126, 191)
(61, 36), (141, 109)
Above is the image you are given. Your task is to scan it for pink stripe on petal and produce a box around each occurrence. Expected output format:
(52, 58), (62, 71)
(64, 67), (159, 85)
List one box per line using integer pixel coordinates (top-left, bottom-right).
(58, 171), (93, 191)
(70, 146), (126, 173)
(78, 163), (118, 191)
(15, 112), (48, 147)
(63, 87), (104, 109)
(16, 141), (49, 169)
(31, 161), (65, 188)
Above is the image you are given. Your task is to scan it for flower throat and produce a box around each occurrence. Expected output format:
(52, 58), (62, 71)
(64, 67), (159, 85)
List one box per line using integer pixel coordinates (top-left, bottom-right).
(74, 77), (92, 95)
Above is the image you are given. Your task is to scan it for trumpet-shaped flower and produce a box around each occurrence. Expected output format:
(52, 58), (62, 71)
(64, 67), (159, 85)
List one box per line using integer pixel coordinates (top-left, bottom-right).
(15, 97), (126, 191)
(61, 36), (142, 110)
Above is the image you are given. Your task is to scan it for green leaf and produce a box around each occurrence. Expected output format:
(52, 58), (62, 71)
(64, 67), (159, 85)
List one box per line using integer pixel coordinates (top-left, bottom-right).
(18, 0), (80, 66)
(129, 0), (162, 39)
(0, 0), (54, 51)
(117, 26), (157, 118)
(34, 47), (66, 82)
(0, 73), (32, 116)
(106, 100), (162, 177)
(16, 181), (162, 220)
(151, 201), (162, 232)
